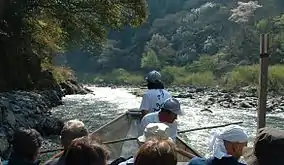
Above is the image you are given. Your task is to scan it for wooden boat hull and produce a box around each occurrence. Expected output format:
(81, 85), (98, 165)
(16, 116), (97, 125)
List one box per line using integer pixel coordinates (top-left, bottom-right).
(92, 110), (202, 162)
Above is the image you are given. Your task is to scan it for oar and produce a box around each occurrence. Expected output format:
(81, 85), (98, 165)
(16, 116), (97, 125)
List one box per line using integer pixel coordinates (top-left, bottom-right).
(177, 121), (243, 134)
(40, 148), (64, 154)
(103, 137), (137, 144)
(40, 121), (242, 154)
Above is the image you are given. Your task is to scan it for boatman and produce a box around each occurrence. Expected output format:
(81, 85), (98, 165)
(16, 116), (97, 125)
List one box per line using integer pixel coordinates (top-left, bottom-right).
(139, 70), (171, 116)
(140, 97), (183, 142)
(188, 125), (248, 165)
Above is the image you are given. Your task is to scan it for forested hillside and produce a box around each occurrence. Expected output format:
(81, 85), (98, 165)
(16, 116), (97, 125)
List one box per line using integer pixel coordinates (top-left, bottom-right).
(0, 0), (146, 91)
(60, 0), (284, 91)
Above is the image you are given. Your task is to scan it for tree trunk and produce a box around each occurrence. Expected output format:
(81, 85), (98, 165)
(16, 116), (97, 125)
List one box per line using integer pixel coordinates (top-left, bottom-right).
(0, 0), (7, 20)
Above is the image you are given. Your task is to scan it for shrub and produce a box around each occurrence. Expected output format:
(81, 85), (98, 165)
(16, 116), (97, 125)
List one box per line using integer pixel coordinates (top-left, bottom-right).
(161, 66), (187, 84)
(268, 65), (284, 91)
(51, 66), (75, 83)
(41, 57), (74, 83)
(161, 66), (216, 86)
(81, 68), (144, 85)
(175, 71), (216, 87)
(223, 65), (259, 89)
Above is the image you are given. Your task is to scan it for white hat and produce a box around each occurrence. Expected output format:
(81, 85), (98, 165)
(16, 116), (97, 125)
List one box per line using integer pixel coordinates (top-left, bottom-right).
(138, 123), (173, 143)
(209, 125), (248, 159)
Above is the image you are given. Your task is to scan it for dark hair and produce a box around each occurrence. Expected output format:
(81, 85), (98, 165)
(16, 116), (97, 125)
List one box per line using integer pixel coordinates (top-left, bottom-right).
(147, 81), (164, 89)
(134, 137), (177, 165)
(12, 128), (42, 161)
(65, 136), (109, 165)
(160, 108), (175, 115)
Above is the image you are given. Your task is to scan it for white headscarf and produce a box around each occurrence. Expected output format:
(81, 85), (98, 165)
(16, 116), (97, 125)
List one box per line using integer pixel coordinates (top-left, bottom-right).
(209, 125), (248, 159)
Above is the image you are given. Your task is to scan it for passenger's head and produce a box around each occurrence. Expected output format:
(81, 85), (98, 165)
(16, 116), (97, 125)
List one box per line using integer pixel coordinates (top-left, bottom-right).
(145, 70), (164, 89)
(135, 137), (177, 165)
(159, 98), (183, 123)
(11, 128), (42, 161)
(60, 119), (88, 149)
(245, 127), (284, 165)
(65, 136), (109, 165)
(137, 123), (172, 145)
(209, 125), (248, 160)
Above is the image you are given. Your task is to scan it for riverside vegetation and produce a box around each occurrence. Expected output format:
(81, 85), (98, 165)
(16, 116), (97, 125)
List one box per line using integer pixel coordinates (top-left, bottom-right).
(79, 64), (284, 93)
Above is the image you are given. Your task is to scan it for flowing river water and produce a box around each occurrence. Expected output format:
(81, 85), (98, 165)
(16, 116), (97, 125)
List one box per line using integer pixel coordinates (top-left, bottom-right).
(49, 86), (284, 157)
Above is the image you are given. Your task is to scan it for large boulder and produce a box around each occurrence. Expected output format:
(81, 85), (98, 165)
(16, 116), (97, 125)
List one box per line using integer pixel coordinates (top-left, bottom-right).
(0, 90), (65, 158)
(60, 79), (90, 95)
(37, 70), (63, 96)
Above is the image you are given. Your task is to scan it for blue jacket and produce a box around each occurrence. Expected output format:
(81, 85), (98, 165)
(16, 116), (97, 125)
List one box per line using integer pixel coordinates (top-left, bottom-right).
(188, 156), (246, 165)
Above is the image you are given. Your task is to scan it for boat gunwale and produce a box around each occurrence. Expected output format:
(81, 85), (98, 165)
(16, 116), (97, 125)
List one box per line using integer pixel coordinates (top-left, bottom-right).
(176, 135), (202, 157)
(92, 113), (127, 134)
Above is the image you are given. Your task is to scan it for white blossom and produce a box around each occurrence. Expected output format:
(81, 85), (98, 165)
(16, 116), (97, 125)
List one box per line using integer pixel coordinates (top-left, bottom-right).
(229, 1), (262, 23)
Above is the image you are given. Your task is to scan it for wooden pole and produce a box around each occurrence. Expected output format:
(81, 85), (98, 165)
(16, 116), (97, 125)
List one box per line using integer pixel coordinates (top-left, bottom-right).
(177, 121), (243, 134)
(257, 34), (269, 130)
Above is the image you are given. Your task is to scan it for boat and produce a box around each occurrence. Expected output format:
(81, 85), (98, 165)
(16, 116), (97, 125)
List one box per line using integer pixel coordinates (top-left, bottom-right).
(91, 109), (202, 164)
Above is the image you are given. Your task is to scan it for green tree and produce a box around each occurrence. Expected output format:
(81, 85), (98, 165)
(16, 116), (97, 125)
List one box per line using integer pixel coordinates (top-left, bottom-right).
(0, 0), (147, 90)
(186, 55), (218, 73)
(141, 49), (161, 70)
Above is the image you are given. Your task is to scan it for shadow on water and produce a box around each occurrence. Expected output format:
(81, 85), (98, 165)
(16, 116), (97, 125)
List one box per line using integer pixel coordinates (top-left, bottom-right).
(52, 99), (123, 131)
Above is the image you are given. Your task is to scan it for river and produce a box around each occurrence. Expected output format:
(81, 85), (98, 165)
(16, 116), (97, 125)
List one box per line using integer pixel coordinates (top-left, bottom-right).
(49, 86), (284, 157)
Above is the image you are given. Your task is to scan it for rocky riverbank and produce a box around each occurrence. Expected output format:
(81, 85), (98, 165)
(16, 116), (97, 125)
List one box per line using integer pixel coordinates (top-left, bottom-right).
(128, 85), (284, 113)
(0, 79), (91, 158)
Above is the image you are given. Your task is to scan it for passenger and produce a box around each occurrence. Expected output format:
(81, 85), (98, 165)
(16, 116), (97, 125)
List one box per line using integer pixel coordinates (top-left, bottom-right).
(44, 119), (88, 165)
(118, 123), (195, 165)
(140, 97), (182, 141)
(139, 70), (171, 116)
(188, 125), (248, 165)
(65, 136), (109, 165)
(135, 137), (177, 165)
(244, 127), (284, 165)
(117, 123), (173, 165)
(6, 128), (42, 165)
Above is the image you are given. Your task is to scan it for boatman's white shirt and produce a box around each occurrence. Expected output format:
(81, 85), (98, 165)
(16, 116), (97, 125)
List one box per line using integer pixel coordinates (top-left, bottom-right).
(140, 112), (177, 142)
(139, 89), (171, 113)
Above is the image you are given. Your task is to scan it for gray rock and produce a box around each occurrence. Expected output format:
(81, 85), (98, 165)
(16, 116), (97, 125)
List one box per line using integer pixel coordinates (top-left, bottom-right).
(201, 108), (213, 113)
(5, 110), (16, 127)
(207, 97), (215, 103)
(60, 79), (90, 95)
(0, 89), (67, 158)
(176, 93), (193, 99)
(239, 102), (252, 108)
(0, 135), (9, 158)
(221, 102), (231, 108)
